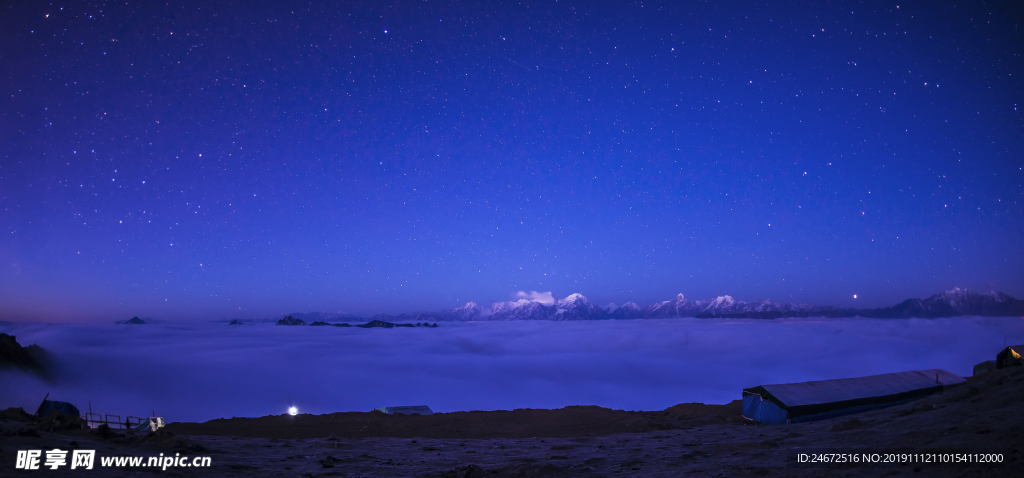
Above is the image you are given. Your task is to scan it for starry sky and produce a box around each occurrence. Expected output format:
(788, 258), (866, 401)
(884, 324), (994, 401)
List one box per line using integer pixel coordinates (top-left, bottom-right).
(1, 0), (1021, 322)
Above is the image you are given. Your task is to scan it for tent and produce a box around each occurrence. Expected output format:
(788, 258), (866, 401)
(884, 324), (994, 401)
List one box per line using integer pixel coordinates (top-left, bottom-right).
(996, 345), (1024, 369)
(34, 396), (81, 419)
(742, 369), (965, 425)
(375, 405), (433, 416)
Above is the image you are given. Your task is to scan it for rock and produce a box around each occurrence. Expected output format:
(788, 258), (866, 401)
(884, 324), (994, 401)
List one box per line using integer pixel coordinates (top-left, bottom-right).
(24, 344), (53, 371)
(357, 320), (396, 328)
(228, 319), (243, 325)
(310, 321), (331, 326)
(276, 316), (306, 326)
(0, 333), (44, 373)
(0, 407), (35, 422)
(124, 317), (146, 324)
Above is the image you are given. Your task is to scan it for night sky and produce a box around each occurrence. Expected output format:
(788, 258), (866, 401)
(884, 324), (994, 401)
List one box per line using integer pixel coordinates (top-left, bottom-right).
(1, 0), (1021, 322)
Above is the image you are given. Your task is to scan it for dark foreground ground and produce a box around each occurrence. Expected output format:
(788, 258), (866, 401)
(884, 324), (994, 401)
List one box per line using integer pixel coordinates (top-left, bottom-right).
(2, 366), (1021, 477)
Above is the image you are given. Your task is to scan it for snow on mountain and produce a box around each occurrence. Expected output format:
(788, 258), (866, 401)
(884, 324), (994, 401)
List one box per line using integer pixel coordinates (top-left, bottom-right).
(610, 301), (643, 319)
(424, 287), (1023, 321)
(489, 299), (556, 321)
(280, 288), (1024, 323)
(554, 293), (605, 320)
(645, 293), (690, 318)
(558, 293), (587, 306)
(703, 295), (736, 312)
(870, 287), (1024, 318)
(446, 302), (482, 321)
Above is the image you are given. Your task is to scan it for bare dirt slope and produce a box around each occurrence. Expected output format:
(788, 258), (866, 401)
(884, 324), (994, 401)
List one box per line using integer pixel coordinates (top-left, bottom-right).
(164, 402), (745, 440)
(3, 366), (1021, 477)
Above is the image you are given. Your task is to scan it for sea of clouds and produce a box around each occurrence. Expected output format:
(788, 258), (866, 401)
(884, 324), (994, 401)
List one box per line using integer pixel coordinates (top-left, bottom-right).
(1, 317), (1021, 423)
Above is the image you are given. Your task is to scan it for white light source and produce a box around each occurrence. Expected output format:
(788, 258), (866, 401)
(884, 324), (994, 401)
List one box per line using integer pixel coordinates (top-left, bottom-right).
(288, 406), (298, 416)
(853, 295), (857, 299)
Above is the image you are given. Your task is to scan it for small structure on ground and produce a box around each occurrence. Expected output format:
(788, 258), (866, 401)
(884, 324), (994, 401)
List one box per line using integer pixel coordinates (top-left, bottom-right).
(973, 360), (997, 376)
(742, 369), (965, 425)
(133, 417), (165, 432)
(34, 394), (81, 418)
(996, 345), (1024, 369)
(374, 405), (434, 416)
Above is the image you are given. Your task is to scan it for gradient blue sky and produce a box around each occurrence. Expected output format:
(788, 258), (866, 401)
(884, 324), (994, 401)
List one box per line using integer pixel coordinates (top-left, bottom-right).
(1, 0), (1021, 322)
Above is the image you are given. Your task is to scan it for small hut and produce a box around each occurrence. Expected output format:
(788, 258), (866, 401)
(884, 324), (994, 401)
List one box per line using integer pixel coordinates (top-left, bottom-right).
(996, 345), (1024, 369)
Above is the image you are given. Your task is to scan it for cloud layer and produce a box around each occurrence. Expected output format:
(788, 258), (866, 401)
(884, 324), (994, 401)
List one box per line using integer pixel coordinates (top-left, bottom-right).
(1, 317), (1020, 423)
(515, 291), (555, 305)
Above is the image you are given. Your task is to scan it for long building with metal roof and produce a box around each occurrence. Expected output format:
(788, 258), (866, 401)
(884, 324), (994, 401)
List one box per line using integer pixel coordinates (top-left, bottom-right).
(742, 369), (965, 425)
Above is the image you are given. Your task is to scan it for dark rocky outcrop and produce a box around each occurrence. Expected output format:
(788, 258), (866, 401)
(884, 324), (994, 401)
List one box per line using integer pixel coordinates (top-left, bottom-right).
(124, 316), (146, 324)
(355, 320), (436, 328)
(357, 320), (396, 328)
(276, 316), (306, 326)
(228, 319), (243, 325)
(0, 333), (44, 374)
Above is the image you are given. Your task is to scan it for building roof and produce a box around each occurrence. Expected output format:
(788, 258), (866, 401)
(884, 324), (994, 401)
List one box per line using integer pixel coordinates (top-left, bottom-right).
(746, 369), (965, 410)
(999, 345), (1024, 356)
(35, 399), (80, 418)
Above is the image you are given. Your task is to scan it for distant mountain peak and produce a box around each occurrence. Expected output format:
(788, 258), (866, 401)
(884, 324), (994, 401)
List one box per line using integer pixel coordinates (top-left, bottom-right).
(280, 288), (1024, 324)
(558, 293), (588, 305)
(706, 295), (736, 309)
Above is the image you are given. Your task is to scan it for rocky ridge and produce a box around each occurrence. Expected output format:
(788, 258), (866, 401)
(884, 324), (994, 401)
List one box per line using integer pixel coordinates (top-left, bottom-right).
(333, 287), (1024, 323)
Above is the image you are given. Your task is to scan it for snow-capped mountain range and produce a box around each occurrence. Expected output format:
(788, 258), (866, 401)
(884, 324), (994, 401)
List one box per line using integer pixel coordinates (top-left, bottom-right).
(868, 287), (1024, 318)
(337, 287), (1024, 322)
